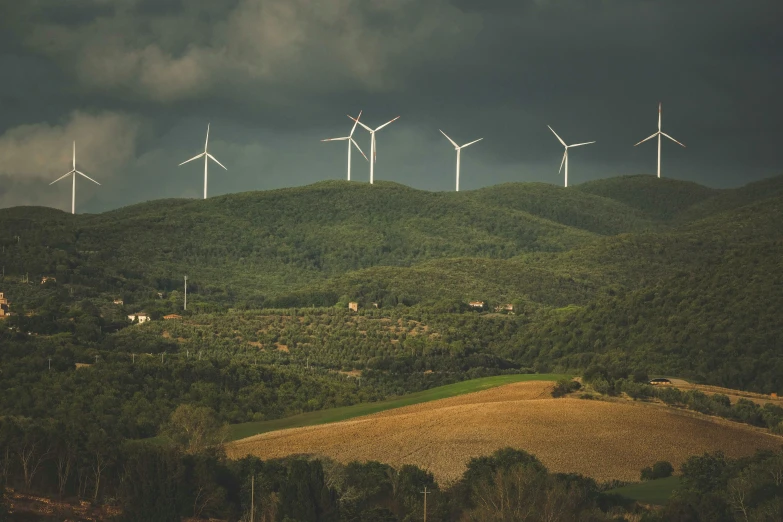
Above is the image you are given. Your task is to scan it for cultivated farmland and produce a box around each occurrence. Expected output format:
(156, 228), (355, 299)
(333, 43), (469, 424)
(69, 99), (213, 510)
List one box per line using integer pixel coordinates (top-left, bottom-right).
(227, 381), (783, 483)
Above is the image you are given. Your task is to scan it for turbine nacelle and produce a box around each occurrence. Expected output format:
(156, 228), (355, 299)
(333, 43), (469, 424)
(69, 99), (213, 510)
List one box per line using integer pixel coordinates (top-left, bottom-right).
(178, 123), (227, 199)
(347, 114), (400, 184)
(440, 129), (483, 192)
(548, 126), (595, 188)
(49, 141), (101, 214)
(634, 103), (685, 179)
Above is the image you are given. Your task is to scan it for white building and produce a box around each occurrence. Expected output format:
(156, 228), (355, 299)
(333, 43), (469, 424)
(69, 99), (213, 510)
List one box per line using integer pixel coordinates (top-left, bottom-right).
(128, 313), (151, 324)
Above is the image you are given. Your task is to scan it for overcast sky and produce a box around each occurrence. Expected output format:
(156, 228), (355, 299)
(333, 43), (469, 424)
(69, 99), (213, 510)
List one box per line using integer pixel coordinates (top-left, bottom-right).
(1, 0), (781, 213)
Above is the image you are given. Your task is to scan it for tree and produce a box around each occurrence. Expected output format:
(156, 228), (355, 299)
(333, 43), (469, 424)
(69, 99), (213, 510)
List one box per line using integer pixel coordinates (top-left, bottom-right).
(0, 483), (8, 522)
(641, 461), (674, 481)
(119, 443), (184, 522)
(161, 405), (228, 455)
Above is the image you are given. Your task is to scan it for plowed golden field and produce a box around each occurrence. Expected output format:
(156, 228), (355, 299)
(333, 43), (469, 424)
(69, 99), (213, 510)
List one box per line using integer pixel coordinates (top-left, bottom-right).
(227, 381), (783, 483)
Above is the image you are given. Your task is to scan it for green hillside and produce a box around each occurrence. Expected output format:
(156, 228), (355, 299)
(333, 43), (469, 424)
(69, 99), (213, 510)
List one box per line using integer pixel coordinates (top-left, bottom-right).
(1, 175), (781, 393)
(573, 175), (717, 220)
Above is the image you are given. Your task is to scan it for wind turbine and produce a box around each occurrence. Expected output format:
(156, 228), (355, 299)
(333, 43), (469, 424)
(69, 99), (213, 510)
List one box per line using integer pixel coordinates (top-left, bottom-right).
(548, 126), (595, 188)
(634, 102), (685, 178)
(321, 110), (368, 180)
(49, 141), (100, 214)
(178, 123), (227, 199)
(439, 130), (482, 192)
(348, 114), (400, 184)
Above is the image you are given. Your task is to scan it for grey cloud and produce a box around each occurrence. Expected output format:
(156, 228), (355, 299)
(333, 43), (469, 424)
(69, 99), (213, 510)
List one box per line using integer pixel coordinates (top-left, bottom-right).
(0, 111), (142, 182)
(0, 0), (782, 212)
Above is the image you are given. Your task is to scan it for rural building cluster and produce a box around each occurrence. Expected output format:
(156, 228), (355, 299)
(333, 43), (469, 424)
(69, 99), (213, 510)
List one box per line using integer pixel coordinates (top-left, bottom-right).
(0, 292), (9, 318)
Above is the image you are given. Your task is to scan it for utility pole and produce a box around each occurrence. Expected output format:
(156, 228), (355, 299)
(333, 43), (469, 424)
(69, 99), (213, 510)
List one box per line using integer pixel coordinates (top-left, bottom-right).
(48, 358), (51, 371)
(184, 275), (188, 311)
(95, 355), (98, 364)
(250, 473), (255, 522)
(161, 352), (165, 364)
(420, 486), (430, 522)
(132, 353), (136, 364)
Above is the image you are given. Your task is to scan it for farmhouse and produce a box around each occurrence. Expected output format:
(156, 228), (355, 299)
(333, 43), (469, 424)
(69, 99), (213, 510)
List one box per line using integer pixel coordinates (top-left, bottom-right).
(113, 299), (124, 305)
(163, 314), (182, 320)
(348, 302), (359, 312)
(649, 378), (672, 386)
(41, 276), (56, 284)
(468, 301), (485, 309)
(128, 313), (151, 324)
(494, 303), (514, 312)
(0, 292), (9, 318)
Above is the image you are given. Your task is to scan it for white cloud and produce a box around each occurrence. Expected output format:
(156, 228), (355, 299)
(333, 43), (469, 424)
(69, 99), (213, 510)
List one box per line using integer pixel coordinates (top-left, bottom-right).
(0, 111), (141, 182)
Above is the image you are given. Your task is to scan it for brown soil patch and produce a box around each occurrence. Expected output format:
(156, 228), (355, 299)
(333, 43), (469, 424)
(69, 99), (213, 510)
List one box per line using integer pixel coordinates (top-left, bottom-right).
(247, 341), (263, 349)
(162, 331), (171, 338)
(228, 381), (783, 484)
(670, 379), (782, 406)
(333, 369), (362, 378)
(276, 344), (289, 352)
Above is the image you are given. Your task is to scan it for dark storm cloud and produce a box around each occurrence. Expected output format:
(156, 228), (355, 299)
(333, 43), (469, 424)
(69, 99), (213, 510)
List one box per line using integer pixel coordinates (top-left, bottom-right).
(0, 0), (782, 212)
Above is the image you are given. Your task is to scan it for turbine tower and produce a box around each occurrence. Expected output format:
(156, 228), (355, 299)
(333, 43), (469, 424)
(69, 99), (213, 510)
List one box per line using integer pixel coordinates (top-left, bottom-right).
(634, 102), (685, 178)
(49, 141), (100, 214)
(439, 130), (482, 192)
(321, 110), (368, 180)
(348, 114), (400, 184)
(178, 123), (227, 199)
(548, 126), (595, 188)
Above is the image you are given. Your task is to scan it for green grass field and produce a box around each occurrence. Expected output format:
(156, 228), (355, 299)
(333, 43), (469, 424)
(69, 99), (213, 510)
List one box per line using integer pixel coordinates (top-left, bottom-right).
(607, 476), (680, 505)
(228, 373), (568, 441)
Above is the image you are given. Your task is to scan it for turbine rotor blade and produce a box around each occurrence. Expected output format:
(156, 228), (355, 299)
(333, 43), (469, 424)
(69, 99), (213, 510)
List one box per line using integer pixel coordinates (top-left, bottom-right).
(178, 152), (206, 166)
(350, 110), (362, 137)
(568, 141), (596, 148)
(348, 115), (373, 133)
(321, 136), (350, 142)
(634, 132), (659, 147)
(205, 123), (210, 151)
(548, 125), (566, 147)
(76, 170), (101, 185)
(558, 150), (567, 174)
(460, 138), (483, 149)
(440, 129), (459, 149)
(50, 170), (74, 185)
(207, 153), (228, 170)
(72, 141), (76, 170)
(374, 116), (400, 132)
(661, 132), (686, 147)
(351, 138), (368, 161)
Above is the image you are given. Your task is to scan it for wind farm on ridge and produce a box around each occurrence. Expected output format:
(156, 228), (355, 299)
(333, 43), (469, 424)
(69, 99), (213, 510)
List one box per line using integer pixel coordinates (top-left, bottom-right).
(45, 103), (688, 213)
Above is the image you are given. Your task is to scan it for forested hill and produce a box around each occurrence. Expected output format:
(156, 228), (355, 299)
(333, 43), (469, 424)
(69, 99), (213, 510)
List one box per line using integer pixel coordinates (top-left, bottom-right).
(0, 174), (782, 392)
(0, 175), (781, 310)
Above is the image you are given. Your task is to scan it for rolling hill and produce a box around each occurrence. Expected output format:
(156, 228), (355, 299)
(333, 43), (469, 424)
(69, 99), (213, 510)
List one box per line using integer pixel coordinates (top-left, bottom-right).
(1, 174), (781, 391)
(228, 380), (783, 483)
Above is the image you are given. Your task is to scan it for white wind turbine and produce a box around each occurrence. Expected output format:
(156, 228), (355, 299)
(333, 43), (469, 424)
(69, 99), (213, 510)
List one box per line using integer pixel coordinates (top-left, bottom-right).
(548, 126), (595, 188)
(348, 114), (400, 184)
(178, 123), (227, 199)
(49, 141), (100, 214)
(439, 130), (482, 192)
(321, 110), (369, 180)
(634, 102), (685, 178)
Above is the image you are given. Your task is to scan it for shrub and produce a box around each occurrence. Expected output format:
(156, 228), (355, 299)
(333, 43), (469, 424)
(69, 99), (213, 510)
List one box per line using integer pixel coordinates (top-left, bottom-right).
(640, 461), (674, 481)
(551, 379), (582, 398)
(591, 378), (612, 396)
